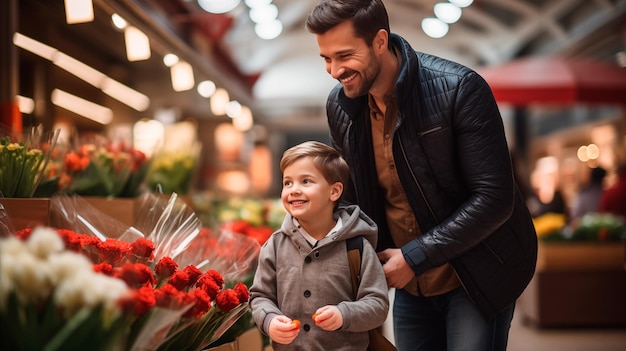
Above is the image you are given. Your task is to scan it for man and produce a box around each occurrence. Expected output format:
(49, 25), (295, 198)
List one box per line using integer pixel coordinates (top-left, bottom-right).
(305, 1), (538, 350)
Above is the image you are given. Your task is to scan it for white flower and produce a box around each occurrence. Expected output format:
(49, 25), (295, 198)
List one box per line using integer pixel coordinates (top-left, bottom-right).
(83, 273), (129, 317)
(0, 235), (27, 255)
(47, 251), (94, 286)
(54, 268), (128, 318)
(26, 226), (64, 259)
(4, 250), (52, 304)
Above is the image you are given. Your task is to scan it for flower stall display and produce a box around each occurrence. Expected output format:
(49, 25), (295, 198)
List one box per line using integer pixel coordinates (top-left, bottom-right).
(194, 196), (286, 246)
(146, 142), (200, 196)
(532, 212), (626, 271)
(519, 212), (626, 328)
(535, 212), (626, 243)
(32, 142), (70, 198)
(0, 127), (59, 198)
(145, 121), (201, 196)
(62, 134), (150, 198)
(0, 192), (255, 351)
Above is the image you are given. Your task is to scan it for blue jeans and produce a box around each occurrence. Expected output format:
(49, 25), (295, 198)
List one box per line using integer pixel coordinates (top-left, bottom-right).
(393, 287), (514, 351)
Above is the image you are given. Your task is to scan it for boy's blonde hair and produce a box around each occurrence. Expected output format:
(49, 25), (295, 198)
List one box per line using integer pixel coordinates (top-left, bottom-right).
(280, 141), (349, 187)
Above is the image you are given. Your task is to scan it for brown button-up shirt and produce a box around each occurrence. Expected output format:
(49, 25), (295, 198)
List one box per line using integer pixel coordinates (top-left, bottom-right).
(368, 92), (460, 297)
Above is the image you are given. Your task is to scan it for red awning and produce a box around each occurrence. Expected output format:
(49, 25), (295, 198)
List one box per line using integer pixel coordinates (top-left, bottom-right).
(477, 56), (626, 105)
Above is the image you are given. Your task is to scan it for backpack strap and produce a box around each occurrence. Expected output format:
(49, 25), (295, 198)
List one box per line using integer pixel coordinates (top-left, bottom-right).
(346, 236), (363, 300)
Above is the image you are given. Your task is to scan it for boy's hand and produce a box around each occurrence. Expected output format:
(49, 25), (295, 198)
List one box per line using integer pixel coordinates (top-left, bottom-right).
(312, 305), (343, 331)
(268, 315), (300, 345)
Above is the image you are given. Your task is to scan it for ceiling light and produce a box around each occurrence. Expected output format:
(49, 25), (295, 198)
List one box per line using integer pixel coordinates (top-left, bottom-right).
(64, 0), (94, 24)
(226, 100), (242, 118)
(255, 19), (282, 40)
(100, 78), (150, 111)
(197, 80), (216, 98)
(233, 106), (253, 131)
(52, 51), (106, 87)
(244, 0), (271, 9)
(13, 33), (56, 60)
(111, 14), (127, 30)
(421, 18), (449, 38)
(197, 0), (241, 14)
(17, 95), (34, 114)
(249, 4), (278, 24)
(14, 33), (149, 111)
(434, 3), (462, 24)
(163, 53), (179, 67)
(210, 88), (230, 115)
(124, 26), (151, 61)
(51, 89), (113, 125)
(170, 61), (195, 92)
(448, 0), (474, 8)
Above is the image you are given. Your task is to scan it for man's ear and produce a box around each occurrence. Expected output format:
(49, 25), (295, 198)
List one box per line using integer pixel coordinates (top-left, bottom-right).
(330, 182), (344, 201)
(374, 29), (388, 53)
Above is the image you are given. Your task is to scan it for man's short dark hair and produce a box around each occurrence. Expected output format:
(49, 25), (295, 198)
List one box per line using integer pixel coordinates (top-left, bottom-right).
(305, 0), (390, 46)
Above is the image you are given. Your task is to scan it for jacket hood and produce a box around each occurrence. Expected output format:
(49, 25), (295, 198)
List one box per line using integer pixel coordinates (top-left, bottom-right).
(279, 204), (378, 248)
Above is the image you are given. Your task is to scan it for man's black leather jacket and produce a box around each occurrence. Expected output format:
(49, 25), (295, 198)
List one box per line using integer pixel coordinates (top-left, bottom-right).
(326, 33), (537, 320)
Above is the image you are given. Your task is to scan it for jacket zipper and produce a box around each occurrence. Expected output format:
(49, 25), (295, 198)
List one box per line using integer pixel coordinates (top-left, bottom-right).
(417, 125), (442, 136)
(397, 134), (438, 223)
(398, 133), (478, 306)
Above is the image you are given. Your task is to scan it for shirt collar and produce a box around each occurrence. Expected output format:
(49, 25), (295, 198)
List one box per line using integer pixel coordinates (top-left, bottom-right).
(293, 217), (343, 247)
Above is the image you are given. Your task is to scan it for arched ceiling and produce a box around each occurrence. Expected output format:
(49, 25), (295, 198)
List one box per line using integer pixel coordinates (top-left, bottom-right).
(130, 0), (626, 127)
(16, 0), (626, 131)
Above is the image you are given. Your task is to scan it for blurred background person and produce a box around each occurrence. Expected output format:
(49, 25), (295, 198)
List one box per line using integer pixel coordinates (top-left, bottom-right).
(599, 148), (626, 218)
(570, 166), (606, 222)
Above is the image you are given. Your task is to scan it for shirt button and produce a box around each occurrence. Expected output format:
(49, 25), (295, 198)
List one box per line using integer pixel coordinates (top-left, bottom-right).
(385, 134), (390, 139)
(303, 324), (311, 331)
(314, 251), (320, 258)
(305, 256), (312, 263)
(304, 290), (311, 298)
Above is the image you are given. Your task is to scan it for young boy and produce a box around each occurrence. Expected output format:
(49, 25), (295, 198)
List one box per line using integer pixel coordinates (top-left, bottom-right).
(250, 141), (389, 350)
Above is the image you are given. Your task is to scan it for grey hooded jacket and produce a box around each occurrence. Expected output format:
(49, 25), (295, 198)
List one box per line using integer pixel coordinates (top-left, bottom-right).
(250, 205), (389, 351)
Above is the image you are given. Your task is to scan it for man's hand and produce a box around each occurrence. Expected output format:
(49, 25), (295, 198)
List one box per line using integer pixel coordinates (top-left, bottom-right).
(377, 248), (415, 289)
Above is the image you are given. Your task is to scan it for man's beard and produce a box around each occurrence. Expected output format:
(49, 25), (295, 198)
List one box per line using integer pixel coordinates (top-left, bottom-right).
(341, 50), (381, 98)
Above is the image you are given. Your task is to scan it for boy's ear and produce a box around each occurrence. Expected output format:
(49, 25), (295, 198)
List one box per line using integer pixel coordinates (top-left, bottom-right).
(330, 182), (343, 201)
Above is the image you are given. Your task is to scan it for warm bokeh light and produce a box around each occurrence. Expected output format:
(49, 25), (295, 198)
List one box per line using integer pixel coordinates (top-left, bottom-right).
(133, 119), (164, 158)
(124, 26), (151, 61)
(197, 80), (216, 98)
(64, 0), (94, 24)
(170, 61), (195, 92)
(210, 88), (230, 115)
(217, 171), (250, 195)
(249, 144), (272, 194)
(233, 106), (253, 131)
(51, 89), (113, 125)
(215, 123), (243, 161)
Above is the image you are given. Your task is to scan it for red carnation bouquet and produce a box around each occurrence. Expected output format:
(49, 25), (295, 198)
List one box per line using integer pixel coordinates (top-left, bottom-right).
(0, 192), (259, 351)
